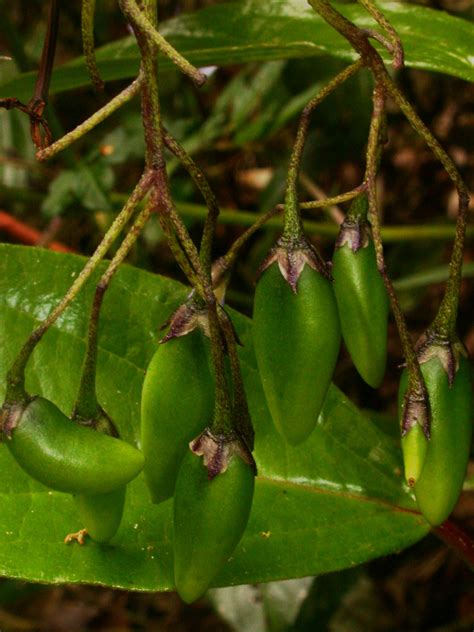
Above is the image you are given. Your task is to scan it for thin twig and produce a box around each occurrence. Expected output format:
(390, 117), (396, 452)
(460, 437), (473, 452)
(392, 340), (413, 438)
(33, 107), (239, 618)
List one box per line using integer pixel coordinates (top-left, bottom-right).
(81, 0), (104, 91)
(36, 76), (143, 161)
(121, 0), (206, 86)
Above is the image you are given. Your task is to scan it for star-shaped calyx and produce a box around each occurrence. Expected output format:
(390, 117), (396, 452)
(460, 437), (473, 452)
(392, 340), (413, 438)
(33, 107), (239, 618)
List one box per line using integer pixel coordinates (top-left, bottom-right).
(415, 330), (467, 388)
(0, 400), (27, 440)
(335, 217), (371, 253)
(400, 387), (430, 438)
(160, 294), (210, 343)
(190, 427), (257, 480)
(258, 235), (331, 293)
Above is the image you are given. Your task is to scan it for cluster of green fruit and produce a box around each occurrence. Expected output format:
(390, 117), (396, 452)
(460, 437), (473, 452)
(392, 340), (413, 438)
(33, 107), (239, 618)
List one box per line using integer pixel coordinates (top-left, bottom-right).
(254, 195), (472, 530)
(0, 195), (472, 604)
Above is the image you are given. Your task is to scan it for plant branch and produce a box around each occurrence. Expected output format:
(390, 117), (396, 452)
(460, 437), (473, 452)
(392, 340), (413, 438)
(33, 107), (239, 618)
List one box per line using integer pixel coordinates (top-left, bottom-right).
(357, 0), (404, 68)
(218, 307), (254, 450)
(125, 0), (232, 432)
(283, 59), (363, 240)
(434, 520), (474, 571)
(73, 200), (152, 421)
(81, 0), (104, 91)
(36, 76), (142, 161)
(308, 0), (469, 344)
(162, 127), (220, 274)
(382, 77), (469, 341)
(120, 0), (206, 87)
(365, 82), (428, 435)
(27, 0), (60, 148)
(4, 172), (151, 403)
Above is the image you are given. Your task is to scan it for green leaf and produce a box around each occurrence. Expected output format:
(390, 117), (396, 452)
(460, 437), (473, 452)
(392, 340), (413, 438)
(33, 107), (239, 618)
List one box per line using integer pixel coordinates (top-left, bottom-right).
(0, 244), (429, 590)
(1, 1), (472, 101)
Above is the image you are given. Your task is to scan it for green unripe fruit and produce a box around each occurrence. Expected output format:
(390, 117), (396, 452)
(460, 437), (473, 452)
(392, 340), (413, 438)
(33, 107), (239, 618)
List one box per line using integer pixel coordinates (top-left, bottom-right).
(401, 422), (428, 488)
(5, 397), (144, 495)
(173, 448), (255, 603)
(75, 487), (126, 543)
(253, 262), (340, 445)
(141, 330), (214, 503)
(332, 224), (388, 388)
(414, 356), (472, 525)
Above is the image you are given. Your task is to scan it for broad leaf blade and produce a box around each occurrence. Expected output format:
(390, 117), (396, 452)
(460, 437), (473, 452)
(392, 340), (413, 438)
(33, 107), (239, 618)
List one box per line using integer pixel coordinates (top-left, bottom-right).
(0, 245), (429, 590)
(0, 1), (472, 101)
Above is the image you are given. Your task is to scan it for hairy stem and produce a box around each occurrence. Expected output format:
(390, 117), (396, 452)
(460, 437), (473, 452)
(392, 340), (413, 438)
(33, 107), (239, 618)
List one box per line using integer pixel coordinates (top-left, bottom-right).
(125, 0), (232, 433)
(357, 0), (404, 68)
(218, 308), (254, 450)
(283, 59), (363, 240)
(382, 77), (469, 341)
(5, 172), (151, 403)
(81, 0), (104, 91)
(36, 76), (143, 161)
(120, 0), (206, 86)
(162, 127), (220, 274)
(73, 200), (152, 421)
(309, 0), (469, 343)
(365, 83), (427, 416)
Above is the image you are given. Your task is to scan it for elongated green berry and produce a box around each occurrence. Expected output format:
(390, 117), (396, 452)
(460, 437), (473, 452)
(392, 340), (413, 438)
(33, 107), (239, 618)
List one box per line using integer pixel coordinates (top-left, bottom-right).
(141, 328), (214, 503)
(75, 487), (126, 543)
(332, 218), (388, 388)
(397, 373), (429, 487)
(253, 240), (340, 445)
(414, 353), (472, 525)
(173, 432), (255, 603)
(4, 397), (144, 495)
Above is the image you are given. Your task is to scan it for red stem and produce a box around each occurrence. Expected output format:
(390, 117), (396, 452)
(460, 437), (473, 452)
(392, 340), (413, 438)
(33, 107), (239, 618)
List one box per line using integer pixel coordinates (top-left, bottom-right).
(0, 210), (73, 253)
(433, 519), (474, 570)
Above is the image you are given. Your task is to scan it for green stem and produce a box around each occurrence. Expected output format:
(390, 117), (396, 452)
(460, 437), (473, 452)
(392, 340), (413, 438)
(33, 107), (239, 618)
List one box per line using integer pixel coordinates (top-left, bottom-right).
(382, 77), (469, 342)
(5, 172), (151, 403)
(130, 4), (208, 296)
(213, 207), (280, 293)
(309, 0), (469, 343)
(309, 0), (430, 432)
(36, 76), (142, 162)
(125, 0), (232, 434)
(345, 192), (368, 221)
(283, 60), (363, 241)
(162, 127), (220, 277)
(73, 200), (152, 421)
(206, 305), (233, 436)
(106, 195), (474, 241)
(365, 83), (425, 404)
(81, 0), (104, 91)
(120, 0), (206, 87)
(357, 0), (404, 68)
(218, 307), (254, 449)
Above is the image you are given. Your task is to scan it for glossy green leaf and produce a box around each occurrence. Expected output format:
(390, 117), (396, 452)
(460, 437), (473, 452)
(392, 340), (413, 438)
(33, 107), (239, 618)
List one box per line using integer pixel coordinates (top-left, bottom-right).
(1, 1), (472, 102)
(0, 244), (429, 590)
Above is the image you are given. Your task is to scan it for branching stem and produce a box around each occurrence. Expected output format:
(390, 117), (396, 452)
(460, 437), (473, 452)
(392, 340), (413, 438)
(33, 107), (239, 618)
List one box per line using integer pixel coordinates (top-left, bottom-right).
(5, 172), (151, 403)
(73, 200), (152, 421)
(36, 76), (142, 161)
(283, 59), (363, 240)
